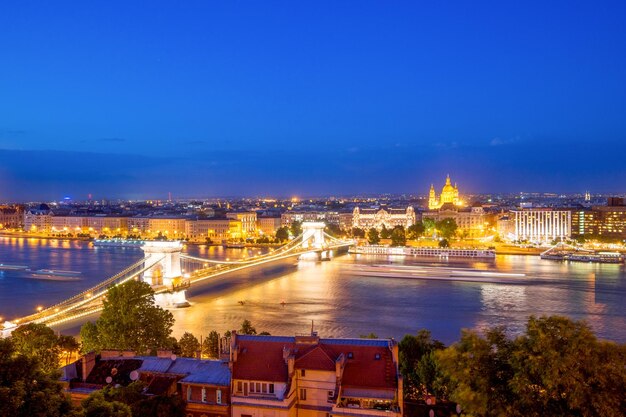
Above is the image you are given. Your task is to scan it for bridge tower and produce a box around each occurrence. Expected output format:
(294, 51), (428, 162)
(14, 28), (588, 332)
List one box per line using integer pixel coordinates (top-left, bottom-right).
(301, 222), (326, 249)
(141, 241), (189, 308)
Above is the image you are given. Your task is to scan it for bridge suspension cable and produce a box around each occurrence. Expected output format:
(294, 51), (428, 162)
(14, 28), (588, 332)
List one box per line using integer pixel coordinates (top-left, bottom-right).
(15, 255), (164, 326)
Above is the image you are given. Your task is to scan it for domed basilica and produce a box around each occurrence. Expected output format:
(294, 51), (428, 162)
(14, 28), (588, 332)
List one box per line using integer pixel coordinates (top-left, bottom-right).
(428, 175), (461, 210)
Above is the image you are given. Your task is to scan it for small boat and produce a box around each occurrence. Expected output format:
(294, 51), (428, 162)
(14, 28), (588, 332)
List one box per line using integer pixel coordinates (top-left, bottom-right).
(0, 264), (29, 270)
(30, 269), (82, 277)
(25, 274), (82, 282)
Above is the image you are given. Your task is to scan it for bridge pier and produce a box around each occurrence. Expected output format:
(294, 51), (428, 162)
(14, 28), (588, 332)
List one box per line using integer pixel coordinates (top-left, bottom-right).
(141, 241), (190, 308)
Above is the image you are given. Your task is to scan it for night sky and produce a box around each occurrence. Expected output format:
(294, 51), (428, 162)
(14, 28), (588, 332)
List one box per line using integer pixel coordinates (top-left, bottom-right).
(1, 1), (625, 201)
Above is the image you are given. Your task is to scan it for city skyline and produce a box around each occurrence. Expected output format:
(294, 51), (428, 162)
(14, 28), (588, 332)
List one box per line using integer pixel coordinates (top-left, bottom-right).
(2, 1), (626, 199)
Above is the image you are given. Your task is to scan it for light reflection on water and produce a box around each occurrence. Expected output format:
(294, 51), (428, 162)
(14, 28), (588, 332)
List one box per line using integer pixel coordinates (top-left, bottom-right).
(1, 237), (625, 344)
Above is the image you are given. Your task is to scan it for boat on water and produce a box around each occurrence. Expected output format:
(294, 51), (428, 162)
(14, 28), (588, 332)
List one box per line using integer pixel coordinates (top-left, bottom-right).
(0, 263), (29, 270)
(93, 238), (144, 247)
(223, 241), (245, 249)
(540, 251), (624, 264)
(29, 269), (82, 277)
(349, 245), (496, 259)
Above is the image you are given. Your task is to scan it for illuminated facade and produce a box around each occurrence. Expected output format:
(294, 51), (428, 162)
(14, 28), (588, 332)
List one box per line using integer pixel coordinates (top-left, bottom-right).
(352, 206), (416, 230)
(571, 199), (626, 239)
(0, 206), (23, 229)
(428, 175), (461, 210)
(512, 208), (571, 242)
(423, 205), (491, 238)
(226, 211), (257, 237)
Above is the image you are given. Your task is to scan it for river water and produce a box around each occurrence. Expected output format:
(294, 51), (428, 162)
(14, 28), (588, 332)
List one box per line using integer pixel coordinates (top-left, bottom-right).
(1, 237), (624, 344)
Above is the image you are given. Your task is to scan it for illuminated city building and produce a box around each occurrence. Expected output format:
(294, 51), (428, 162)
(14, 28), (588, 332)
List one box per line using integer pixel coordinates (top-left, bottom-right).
(229, 331), (402, 417)
(256, 216), (282, 236)
(572, 198), (626, 240)
(511, 208), (571, 243)
(281, 211), (341, 227)
(23, 204), (52, 233)
(423, 205), (492, 238)
(0, 205), (23, 229)
(352, 206), (416, 230)
(428, 175), (462, 210)
(226, 211), (257, 237)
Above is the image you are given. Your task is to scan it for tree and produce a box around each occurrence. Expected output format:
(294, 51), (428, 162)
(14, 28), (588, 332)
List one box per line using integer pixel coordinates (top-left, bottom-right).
(435, 218), (458, 239)
(390, 226), (406, 247)
(239, 319), (257, 335)
(0, 338), (73, 417)
(325, 223), (342, 237)
(80, 280), (175, 354)
(178, 332), (200, 358)
(275, 227), (289, 242)
(359, 333), (378, 339)
(398, 329), (446, 401)
(203, 330), (220, 358)
(351, 227), (366, 238)
(81, 392), (132, 417)
(290, 221), (303, 238)
(58, 334), (80, 366)
(438, 238), (449, 248)
(380, 224), (391, 239)
(367, 228), (380, 244)
(407, 223), (425, 240)
(422, 218), (436, 237)
(436, 316), (626, 417)
(11, 322), (62, 374)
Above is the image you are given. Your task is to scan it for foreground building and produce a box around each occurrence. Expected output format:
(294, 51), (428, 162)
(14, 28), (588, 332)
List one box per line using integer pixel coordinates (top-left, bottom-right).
(60, 350), (231, 417)
(571, 198), (626, 240)
(229, 332), (403, 417)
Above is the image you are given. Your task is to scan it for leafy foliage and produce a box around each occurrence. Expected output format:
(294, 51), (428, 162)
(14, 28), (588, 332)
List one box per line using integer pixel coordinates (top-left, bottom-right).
(390, 226), (406, 246)
(0, 338), (73, 417)
(203, 330), (220, 358)
(435, 218), (458, 239)
(290, 221), (303, 238)
(239, 319), (257, 335)
(178, 332), (200, 358)
(11, 323), (63, 374)
(80, 280), (175, 354)
(367, 228), (380, 244)
(407, 222), (425, 239)
(275, 226), (290, 242)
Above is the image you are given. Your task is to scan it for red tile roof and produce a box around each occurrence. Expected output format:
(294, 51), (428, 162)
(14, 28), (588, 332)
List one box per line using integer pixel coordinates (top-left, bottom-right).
(232, 339), (293, 381)
(295, 345), (335, 371)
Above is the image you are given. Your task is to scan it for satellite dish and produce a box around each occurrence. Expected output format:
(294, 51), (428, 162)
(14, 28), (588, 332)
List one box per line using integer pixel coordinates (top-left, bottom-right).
(129, 371), (139, 381)
(170, 354), (177, 361)
(105, 376), (113, 384)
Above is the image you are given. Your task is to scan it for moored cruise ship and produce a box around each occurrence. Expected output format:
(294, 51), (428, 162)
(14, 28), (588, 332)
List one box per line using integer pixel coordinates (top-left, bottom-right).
(350, 245), (495, 259)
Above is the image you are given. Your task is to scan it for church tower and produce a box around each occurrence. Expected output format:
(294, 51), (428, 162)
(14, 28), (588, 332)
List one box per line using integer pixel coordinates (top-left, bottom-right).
(428, 184), (438, 210)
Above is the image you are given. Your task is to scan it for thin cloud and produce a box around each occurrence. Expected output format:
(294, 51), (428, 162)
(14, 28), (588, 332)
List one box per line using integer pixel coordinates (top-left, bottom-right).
(98, 137), (127, 143)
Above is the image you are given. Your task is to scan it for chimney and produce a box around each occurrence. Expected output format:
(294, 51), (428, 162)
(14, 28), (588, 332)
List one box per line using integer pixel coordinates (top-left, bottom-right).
(287, 355), (295, 376)
(81, 352), (97, 382)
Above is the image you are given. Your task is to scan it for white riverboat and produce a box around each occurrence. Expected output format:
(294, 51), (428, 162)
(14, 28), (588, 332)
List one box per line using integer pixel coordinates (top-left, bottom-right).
(349, 245), (496, 259)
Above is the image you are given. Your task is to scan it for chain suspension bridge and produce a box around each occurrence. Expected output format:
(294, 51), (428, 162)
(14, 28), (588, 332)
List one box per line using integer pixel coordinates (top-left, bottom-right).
(1, 222), (353, 334)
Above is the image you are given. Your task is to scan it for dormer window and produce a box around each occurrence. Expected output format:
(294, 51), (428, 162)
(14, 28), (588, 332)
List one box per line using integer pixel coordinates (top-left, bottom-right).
(347, 352), (354, 359)
(301, 369), (306, 377)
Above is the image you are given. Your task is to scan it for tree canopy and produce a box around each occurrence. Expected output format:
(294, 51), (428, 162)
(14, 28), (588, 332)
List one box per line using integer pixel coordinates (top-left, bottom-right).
(435, 218), (458, 239)
(435, 316), (626, 417)
(0, 338), (73, 417)
(367, 228), (380, 244)
(11, 322), (63, 374)
(178, 332), (200, 358)
(80, 280), (175, 354)
(390, 226), (406, 247)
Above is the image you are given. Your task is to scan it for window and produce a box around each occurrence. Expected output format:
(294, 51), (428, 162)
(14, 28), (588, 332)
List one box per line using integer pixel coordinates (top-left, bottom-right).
(187, 386), (192, 401)
(201, 387), (207, 403)
(256, 382), (261, 393)
(269, 384), (275, 394)
(300, 369), (306, 377)
(300, 388), (307, 400)
(237, 381), (243, 393)
(327, 391), (334, 401)
(262, 383), (267, 393)
(216, 389), (222, 404)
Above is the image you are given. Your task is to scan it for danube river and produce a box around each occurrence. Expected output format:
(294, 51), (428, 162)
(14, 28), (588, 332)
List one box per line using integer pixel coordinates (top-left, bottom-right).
(1, 237), (625, 344)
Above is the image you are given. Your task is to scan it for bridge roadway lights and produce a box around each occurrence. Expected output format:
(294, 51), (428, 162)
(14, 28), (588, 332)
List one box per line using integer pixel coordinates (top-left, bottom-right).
(141, 241), (189, 309)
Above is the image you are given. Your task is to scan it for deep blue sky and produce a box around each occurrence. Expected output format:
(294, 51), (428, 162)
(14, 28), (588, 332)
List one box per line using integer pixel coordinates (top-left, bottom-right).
(1, 1), (625, 200)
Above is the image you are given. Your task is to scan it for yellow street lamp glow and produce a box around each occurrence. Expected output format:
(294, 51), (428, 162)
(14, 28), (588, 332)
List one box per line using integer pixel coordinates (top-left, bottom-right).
(36, 306), (43, 312)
